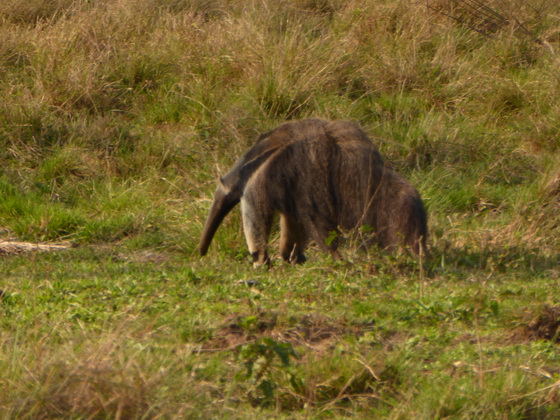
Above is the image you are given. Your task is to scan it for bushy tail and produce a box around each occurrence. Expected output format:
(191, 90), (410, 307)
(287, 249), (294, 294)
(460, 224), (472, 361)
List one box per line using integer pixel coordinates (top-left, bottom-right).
(408, 195), (428, 256)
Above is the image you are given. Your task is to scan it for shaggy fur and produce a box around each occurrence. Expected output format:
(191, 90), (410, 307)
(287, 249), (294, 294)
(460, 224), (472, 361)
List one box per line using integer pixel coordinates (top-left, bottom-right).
(199, 119), (427, 266)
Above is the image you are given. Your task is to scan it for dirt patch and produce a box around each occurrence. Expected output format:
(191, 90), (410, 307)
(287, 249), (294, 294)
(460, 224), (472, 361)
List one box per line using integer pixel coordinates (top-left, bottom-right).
(0, 240), (73, 255)
(202, 313), (374, 352)
(203, 312), (278, 351)
(274, 314), (366, 346)
(509, 305), (560, 343)
(112, 250), (170, 265)
(451, 333), (479, 345)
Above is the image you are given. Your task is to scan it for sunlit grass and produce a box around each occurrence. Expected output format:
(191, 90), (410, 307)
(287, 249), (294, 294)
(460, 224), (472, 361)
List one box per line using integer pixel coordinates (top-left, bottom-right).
(0, 0), (559, 417)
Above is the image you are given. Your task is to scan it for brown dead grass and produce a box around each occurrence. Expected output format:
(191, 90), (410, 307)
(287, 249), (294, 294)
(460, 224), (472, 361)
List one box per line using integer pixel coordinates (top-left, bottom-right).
(31, 364), (151, 419)
(10, 331), (158, 419)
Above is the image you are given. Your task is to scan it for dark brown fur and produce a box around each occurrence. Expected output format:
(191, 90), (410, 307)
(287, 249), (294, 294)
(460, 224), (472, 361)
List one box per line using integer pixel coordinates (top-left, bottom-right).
(199, 119), (427, 266)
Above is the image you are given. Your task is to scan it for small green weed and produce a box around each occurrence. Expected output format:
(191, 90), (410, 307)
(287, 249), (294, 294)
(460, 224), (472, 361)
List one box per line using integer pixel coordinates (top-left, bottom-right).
(239, 338), (301, 406)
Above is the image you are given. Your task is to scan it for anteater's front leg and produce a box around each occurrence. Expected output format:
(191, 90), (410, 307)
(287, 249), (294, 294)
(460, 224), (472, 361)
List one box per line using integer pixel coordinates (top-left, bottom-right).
(241, 196), (273, 268)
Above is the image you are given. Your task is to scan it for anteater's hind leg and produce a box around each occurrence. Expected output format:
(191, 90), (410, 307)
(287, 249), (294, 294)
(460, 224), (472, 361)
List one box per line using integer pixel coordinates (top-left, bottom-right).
(279, 214), (308, 264)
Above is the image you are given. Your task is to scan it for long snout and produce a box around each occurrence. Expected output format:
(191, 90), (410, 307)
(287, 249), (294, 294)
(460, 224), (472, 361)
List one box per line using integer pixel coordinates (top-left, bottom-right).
(199, 187), (240, 256)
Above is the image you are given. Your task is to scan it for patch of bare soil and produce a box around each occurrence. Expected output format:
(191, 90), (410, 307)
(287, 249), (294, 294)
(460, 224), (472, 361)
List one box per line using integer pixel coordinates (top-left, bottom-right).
(114, 250), (170, 265)
(509, 305), (560, 343)
(203, 312), (279, 351)
(0, 240), (72, 255)
(202, 313), (378, 352)
(274, 314), (366, 346)
(83, 244), (172, 265)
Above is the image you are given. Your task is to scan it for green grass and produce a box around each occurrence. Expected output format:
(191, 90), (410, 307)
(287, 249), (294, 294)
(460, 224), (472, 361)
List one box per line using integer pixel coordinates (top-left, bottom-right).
(1, 248), (559, 418)
(1, 0), (560, 417)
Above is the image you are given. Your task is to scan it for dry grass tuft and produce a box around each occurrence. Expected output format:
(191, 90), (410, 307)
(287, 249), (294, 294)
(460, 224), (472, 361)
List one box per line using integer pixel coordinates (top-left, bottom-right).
(33, 364), (151, 418)
(10, 332), (154, 418)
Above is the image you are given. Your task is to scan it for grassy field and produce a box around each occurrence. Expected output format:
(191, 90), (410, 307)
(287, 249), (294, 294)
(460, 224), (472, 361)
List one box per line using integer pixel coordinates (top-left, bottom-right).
(1, 0), (560, 417)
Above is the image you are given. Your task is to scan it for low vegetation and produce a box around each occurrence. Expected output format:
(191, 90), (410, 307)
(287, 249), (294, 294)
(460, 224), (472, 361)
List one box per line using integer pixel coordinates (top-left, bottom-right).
(1, 0), (559, 417)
